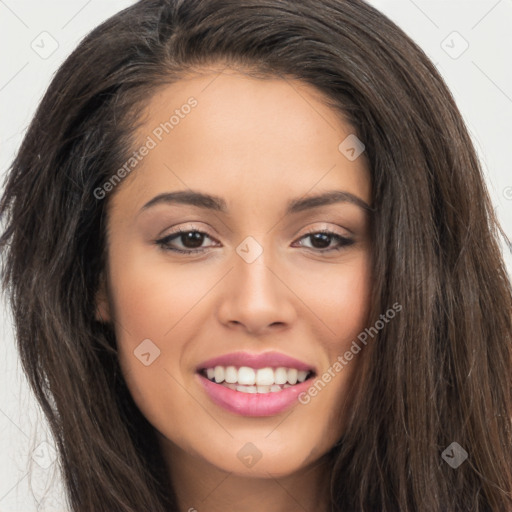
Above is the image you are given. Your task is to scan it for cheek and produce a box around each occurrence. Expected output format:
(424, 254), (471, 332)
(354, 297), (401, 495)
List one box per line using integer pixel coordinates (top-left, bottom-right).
(331, 269), (371, 345)
(291, 257), (371, 440)
(106, 254), (199, 437)
(107, 248), (213, 341)
(297, 253), (372, 349)
(105, 248), (225, 406)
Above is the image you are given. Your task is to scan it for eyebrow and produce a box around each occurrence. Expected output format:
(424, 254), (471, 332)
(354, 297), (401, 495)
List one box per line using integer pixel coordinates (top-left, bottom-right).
(141, 189), (373, 215)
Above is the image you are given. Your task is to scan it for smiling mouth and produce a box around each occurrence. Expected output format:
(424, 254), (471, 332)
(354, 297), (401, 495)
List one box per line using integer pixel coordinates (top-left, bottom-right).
(198, 365), (316, 394)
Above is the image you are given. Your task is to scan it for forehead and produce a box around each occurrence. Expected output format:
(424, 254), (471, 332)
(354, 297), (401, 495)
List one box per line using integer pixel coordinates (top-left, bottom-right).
(109, 69), (371, 214)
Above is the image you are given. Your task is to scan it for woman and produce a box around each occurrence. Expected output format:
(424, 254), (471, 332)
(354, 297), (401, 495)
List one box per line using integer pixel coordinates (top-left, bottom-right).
(1, 0), (511, 510)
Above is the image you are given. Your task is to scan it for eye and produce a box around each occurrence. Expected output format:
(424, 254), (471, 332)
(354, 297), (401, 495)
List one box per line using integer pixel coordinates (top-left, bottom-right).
(155, 228), (217, 254)
(155, 227), (354, 255)
(293, 228), (354, 252)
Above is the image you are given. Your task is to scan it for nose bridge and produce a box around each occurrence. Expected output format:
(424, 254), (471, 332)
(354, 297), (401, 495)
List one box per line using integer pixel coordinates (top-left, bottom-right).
(216, 233), (296, 333)
(233, 234), (280, 303)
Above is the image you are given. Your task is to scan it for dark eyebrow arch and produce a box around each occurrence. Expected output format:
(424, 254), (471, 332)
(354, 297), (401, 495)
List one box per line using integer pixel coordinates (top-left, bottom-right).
(287, 190), (373, 214)
(141, 189), (373, 214)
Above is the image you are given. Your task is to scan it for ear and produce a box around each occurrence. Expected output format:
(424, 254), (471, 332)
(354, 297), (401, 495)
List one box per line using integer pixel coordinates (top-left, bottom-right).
(95, 271), (111, 323)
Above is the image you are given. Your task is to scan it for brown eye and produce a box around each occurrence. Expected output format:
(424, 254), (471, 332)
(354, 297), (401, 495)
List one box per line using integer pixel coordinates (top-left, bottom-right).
(155, 228), (354, 256)
(295, 230), (354, 252)
(156, 229), (217, 254)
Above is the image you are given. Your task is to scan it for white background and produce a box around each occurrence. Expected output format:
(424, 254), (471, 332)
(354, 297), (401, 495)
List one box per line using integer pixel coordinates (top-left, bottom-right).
(1, 1), (511, 510)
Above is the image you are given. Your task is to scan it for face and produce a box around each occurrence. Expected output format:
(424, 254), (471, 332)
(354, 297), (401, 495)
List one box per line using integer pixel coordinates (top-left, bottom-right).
(97, 68), (373, 479)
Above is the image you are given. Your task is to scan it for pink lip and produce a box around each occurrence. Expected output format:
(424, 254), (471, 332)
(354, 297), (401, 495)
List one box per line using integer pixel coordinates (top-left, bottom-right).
(197, 373), (314, 416)
(196, 350), (315, 372)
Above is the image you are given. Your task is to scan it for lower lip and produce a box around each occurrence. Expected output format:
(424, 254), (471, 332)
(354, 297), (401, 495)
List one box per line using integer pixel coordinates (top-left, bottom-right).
(197, 373), (313, 417)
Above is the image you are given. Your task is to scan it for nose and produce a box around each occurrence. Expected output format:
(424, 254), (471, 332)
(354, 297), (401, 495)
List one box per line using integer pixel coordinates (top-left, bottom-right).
(216, 246), (297, 336)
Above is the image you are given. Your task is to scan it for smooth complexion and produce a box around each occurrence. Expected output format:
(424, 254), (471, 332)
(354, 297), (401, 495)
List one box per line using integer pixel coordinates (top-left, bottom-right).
(96, 68), (373, 512)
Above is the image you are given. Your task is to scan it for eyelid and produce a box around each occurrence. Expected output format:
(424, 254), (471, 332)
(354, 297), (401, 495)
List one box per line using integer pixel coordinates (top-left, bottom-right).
(155, 223), (355, 255)
(155, 225), (219, 254)
(299, 224), (352, 238)
(157, 222), (351, 243)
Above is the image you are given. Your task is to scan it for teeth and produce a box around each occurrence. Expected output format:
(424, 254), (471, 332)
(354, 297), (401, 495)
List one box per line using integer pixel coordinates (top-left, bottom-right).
(236, 385), (257, 393)
(203, 365), (312, 387)
(287, 368), (298, 385)
(225, 366), (238, 384)
(274, 367), (288, 385)
(256, 368), (275, 386)
(214, 366), (225, 383)
(232, 383), (283, 394)
(297, 370), (308, 383)
(238, 366), (256, 385)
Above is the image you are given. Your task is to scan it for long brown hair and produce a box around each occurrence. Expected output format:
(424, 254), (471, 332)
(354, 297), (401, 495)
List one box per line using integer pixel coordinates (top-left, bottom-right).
(1, 0), (511, 510)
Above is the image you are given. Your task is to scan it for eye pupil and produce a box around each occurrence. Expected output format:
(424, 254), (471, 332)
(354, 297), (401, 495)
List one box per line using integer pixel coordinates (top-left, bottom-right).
(182, 231), (204, 248)
(310, 233), (331, 249)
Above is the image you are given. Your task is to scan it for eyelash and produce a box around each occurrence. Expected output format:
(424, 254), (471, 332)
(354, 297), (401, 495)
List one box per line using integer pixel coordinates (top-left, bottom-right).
(155, 227), (354, 255)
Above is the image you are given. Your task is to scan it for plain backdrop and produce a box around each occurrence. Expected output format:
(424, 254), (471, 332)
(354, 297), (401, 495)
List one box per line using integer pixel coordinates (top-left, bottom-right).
(0, 1), (511, 510)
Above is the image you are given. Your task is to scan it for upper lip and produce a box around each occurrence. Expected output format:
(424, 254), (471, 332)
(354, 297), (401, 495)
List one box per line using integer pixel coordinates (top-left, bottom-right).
(197, 351), (316, 373)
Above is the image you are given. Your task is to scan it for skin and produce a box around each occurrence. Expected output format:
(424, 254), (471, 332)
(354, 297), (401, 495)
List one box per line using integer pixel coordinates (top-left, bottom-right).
(96, 67), (373, 512)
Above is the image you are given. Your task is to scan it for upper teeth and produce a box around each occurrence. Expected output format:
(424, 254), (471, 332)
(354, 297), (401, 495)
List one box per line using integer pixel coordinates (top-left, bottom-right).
(205, 366), (310, 386)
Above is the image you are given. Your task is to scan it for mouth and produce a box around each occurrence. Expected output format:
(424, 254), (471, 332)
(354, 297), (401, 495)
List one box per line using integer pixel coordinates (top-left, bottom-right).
(198, 365), (316, 394)
(195, 351), (317, 416)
